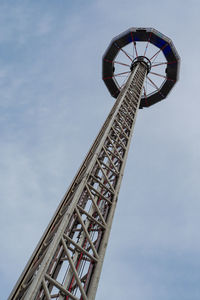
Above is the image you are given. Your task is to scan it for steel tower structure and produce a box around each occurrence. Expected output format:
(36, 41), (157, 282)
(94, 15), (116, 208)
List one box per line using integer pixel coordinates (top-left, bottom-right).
(8, 27), (180, 300)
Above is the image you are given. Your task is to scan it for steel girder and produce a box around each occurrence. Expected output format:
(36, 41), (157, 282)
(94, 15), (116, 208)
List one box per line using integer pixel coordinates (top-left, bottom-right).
(8, 63), (147, 300)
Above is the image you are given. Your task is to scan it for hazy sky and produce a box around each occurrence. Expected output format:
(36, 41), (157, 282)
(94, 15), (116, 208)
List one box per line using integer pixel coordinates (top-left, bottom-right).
(1, 1), (200, 299)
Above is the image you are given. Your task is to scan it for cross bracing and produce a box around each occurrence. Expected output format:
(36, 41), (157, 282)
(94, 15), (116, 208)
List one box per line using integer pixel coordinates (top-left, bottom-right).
(8, 63), (147, 300)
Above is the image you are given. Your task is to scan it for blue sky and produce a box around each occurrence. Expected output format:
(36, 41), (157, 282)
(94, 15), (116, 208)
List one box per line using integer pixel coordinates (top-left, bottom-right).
(1, 0), (200, 299)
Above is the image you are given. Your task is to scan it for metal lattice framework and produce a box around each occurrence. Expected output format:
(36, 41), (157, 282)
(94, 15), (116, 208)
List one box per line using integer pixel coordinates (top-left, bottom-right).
(8, 28), (180, 300)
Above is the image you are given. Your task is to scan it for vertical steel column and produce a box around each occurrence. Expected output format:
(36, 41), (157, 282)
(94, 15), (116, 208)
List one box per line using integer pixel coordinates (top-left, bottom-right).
(8, 62), (147, 300)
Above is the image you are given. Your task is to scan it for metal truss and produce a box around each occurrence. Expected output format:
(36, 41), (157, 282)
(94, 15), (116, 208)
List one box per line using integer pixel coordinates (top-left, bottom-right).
(8, 62), (147, 300)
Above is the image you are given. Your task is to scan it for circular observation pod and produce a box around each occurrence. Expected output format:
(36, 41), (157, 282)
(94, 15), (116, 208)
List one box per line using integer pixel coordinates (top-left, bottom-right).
(102, 27), (180, 108)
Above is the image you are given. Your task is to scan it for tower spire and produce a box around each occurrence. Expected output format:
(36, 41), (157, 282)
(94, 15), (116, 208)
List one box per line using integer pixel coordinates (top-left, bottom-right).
(8, 27), (179, 300)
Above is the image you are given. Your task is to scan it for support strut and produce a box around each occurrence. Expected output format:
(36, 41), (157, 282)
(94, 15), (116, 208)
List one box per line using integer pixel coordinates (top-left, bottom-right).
(8, 62), (147, 300)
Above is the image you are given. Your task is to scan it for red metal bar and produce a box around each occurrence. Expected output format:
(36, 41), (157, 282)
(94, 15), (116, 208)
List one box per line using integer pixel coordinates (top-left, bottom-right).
(104, 71), (131, 80)
(130, 31), (138, 57)
(149, 71), (175, 82)
(119, 47), (133, 62)
(151, 61), (177, 67)
(144, 32), (152, 56)
(147, 76), (164, 97)
(149, 44), (167, 61)
(114, 61), (130, 67)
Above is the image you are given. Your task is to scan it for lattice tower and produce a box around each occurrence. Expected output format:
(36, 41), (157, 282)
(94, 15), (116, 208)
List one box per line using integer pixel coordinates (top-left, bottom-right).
(8, 27), (180, 300)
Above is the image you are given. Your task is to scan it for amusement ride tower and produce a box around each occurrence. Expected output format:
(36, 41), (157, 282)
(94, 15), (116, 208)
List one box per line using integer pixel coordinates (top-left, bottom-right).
(8, 27), (180, 300)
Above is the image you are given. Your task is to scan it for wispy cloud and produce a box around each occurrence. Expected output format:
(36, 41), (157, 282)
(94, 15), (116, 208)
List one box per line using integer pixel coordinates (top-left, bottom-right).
(0, 1), (200, 300)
